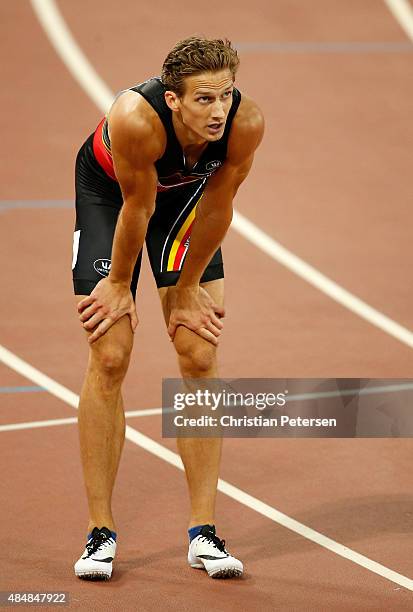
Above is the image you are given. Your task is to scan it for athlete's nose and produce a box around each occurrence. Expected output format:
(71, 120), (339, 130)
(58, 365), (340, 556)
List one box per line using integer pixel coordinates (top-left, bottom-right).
(210, 100), (225, 121)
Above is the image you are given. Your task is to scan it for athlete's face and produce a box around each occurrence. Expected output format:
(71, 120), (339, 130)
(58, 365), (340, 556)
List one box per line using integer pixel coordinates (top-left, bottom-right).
(167, 70), (234, 142)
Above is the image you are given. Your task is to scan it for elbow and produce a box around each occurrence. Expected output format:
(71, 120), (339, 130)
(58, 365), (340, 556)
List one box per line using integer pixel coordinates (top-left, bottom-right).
(142, 201), (156, 220)
(122, 198), (155, 221)
(206, 202), (233, 226)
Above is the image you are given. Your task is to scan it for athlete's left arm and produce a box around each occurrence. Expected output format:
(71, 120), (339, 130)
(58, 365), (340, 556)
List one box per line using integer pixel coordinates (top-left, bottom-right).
(177, 97), (265, 288)
(167, 98), (264, 343)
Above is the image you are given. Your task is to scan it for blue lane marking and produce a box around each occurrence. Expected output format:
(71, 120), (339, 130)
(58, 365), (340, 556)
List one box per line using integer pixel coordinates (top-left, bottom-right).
(235, 41), (413, 53)
(0, 200), (72, 211)
(0, 386), (46, 394)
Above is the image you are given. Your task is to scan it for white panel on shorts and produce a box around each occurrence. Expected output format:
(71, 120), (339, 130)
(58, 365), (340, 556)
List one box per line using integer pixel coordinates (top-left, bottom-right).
(72, 230), (81, 270)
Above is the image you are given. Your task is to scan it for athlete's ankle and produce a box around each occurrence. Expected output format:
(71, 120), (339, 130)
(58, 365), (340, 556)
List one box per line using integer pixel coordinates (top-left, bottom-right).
(188, 517), (215, 529)
(87, 521), (116, 534)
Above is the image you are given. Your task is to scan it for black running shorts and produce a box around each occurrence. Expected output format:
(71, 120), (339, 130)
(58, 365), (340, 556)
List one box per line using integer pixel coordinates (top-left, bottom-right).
(72, 135), (224, 296)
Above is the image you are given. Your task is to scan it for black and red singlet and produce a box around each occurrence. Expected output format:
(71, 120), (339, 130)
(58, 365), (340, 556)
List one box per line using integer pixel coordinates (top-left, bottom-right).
(92, 77), (241, 191)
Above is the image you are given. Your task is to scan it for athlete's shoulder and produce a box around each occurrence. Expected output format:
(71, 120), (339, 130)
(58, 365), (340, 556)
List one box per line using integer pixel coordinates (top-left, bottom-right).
(107, 90), (165, 162)
(232, 94), (264, 140)
(227, 94), (265, 162)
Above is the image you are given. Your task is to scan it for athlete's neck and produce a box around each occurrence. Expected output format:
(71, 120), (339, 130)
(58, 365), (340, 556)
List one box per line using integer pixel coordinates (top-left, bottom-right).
(172, 112), (207, 151)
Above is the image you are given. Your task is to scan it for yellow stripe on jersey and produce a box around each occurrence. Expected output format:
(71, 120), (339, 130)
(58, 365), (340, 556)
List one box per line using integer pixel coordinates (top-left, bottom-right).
(166, 194), (203, 271)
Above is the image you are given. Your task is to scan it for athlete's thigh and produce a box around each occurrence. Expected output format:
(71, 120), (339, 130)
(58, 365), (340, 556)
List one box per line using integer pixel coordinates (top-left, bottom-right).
(158, 278), (224, 327)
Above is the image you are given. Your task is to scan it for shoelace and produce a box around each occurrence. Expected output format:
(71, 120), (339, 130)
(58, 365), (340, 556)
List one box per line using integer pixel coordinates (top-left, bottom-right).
(200, 531), (227, 553)
(86, 531), (112, 556)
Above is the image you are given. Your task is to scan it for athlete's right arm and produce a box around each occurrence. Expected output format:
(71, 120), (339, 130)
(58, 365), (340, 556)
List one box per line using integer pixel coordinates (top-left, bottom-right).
(108, 93), (161, 284)
(77, 92), (163, 343)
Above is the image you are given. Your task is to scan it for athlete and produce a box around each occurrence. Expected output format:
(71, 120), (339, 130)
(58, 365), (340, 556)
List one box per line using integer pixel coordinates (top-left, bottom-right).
(72, 37), (264, 580)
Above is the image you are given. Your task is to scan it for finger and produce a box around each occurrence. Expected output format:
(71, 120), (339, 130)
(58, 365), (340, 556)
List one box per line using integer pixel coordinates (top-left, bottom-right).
(211, 314), (224, 329)
(79, 301), (101, 322)
(83, 310), (107, 330)
(88, 318), (114, 344)
(129, 308), (138, 333)
(168, 321), (177, 341)
(77, 295), (95, 313)
(212, 303), (225, 318)
(196, 327), (219, 346)
(205, 320), (222, 337)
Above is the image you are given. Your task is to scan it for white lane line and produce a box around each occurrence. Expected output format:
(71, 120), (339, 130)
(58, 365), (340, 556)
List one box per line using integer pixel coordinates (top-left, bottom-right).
(30, 0), (114, 112)
(0, 408), (166, 432)
(0, 416), (78, 432)
(125, 408), (164, 417)
(30, 0), (413, 351)
(1, 343), (413, 590)
(217, 480), (413, 591)
(0, 345), (79, 408)
(384, 0), (413, 40)
(233, 211), (413, 349)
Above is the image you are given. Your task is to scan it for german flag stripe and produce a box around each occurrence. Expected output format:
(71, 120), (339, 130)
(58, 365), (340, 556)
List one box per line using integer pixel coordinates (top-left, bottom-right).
(166, 194), (203, 271)
(174, 220), (195, 271)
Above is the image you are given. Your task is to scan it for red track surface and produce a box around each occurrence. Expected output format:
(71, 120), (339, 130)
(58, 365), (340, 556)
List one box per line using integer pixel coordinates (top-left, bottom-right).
(1, 1), (413, 609)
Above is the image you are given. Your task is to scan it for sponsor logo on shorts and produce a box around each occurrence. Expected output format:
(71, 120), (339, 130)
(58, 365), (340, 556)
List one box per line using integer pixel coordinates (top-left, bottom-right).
(205, 160), (222, 172)
(94, 259), (111, 277)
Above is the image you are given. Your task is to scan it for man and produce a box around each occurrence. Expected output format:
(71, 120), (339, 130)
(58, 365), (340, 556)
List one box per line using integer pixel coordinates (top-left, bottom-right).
(72, 36), (264, 581)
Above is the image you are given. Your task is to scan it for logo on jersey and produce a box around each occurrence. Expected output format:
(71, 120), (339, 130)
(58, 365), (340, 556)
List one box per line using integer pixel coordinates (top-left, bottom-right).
(94, 259), (111, 277)
(205, 160), (222, 171)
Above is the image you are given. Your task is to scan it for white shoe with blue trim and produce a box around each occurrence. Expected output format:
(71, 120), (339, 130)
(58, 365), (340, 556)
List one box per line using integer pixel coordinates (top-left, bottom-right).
(74, 527), (116, 581)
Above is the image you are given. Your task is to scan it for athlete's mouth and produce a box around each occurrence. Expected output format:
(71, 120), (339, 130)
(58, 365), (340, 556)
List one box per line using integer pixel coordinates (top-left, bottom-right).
(207, 122), (224, 133)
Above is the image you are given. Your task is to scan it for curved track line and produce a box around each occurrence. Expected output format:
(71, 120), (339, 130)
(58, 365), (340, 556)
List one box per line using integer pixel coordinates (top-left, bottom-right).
(384, 0), (413, 40)
(30, 0), (413, 350)
(30, 0), (114, 112)
(234, 211), (413, 348)
(1, 341), (413, 590)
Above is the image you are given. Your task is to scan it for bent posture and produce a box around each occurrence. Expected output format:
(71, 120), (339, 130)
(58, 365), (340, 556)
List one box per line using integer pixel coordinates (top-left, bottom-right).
(72, 37), (264, 581)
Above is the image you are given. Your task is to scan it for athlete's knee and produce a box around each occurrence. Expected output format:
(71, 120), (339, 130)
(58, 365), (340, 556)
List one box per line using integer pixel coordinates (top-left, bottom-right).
(174, 330), (216, 375)
(89, 340), (132, 382)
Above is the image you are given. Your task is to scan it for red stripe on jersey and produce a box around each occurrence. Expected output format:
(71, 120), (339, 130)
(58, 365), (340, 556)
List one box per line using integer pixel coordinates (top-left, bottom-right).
(92, 118), (208, 192)
(93, 118), (117, 181)
(173, 221), (194, 271)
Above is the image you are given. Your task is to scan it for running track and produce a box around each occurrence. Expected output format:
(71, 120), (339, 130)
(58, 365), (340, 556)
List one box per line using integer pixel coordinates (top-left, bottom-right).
(1, 1), (413, 609)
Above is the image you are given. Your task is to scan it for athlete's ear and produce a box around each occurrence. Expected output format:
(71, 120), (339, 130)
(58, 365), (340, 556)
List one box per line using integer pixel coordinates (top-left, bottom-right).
(164, 90), (181, 112)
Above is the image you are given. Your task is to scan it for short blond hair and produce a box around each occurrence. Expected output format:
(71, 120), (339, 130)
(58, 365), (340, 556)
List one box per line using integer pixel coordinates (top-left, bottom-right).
(161, 37), (239, 96)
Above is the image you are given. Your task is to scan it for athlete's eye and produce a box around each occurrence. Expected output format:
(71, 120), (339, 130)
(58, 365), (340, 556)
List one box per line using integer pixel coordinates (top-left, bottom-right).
(222, 90), (233, 99)
(197, 96), (211, 103)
